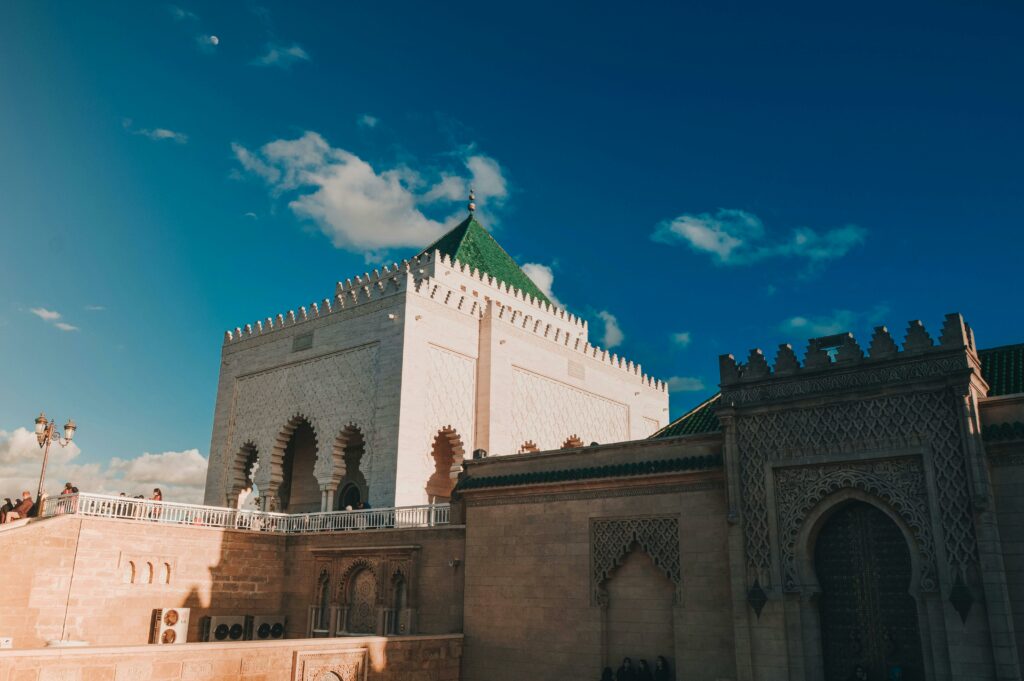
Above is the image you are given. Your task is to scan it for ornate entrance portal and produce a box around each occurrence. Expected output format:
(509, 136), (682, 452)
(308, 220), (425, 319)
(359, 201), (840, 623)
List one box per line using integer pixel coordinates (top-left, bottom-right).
(815, 502), (925, 681)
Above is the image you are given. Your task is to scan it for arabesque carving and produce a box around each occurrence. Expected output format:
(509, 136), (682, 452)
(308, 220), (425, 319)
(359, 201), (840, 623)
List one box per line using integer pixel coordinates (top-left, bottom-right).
(591, 516), (681, 606)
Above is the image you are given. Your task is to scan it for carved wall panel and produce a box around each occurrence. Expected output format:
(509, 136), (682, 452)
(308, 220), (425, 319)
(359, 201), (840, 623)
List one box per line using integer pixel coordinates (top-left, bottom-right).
(226, 344), (380, 495)
(591, 516), (682, 605)
(292, 650), (367, 681)
(774, 458), (937, 592)
(512, 367), (629, 451)
(736, 389), (976, 586)
(424, 345), (476, 456)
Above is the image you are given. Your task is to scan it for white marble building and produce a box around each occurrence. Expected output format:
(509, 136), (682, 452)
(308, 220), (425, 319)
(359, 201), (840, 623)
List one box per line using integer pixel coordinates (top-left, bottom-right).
(203, 212), (668, 511)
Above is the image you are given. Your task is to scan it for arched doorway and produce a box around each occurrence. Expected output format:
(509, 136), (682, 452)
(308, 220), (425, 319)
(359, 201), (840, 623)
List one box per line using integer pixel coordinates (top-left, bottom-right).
(334, 426), (367, 510)
(279, 418), (320, 513)
(425, 428), (463, 503)
(605, 546), (675, 671)
(229, 442), (260, 507)
(346, 567), (377, 634)
(815, 501), (924, 681)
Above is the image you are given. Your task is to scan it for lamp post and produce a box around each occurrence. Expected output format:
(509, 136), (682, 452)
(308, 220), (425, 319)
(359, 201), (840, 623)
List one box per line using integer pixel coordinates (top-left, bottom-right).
(33, 412), (77, 514)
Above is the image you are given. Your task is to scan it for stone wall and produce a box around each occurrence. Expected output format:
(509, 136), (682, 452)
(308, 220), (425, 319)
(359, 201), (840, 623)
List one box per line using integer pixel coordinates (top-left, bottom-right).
(989, 440), (1024, 671)
(0, 516), (464, 651)
(0, 634), (462, 681)
(457, 436), (732, 681)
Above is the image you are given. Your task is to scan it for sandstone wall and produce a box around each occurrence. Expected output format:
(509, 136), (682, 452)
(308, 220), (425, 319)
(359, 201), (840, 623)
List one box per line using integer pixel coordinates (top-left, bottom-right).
(989, 443), (1024, 671)
(0, 634), (462, 681)
(0, 516), (464, 650)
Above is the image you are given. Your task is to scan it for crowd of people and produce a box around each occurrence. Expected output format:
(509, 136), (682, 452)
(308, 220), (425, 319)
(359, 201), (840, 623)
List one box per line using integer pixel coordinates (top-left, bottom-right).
(603, 656), (673, 681)
(0, 483), (166, 524)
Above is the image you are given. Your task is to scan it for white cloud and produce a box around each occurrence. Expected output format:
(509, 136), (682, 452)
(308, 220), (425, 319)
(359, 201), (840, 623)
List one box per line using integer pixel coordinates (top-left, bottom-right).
(252, 42), (310, 68)
(31, 307), (61, 321)
(667, 376), (706, 393)
(233, 131), (510, 257)
(652, 208), (865, 269)
(123, 119), (188, 144)
(358, 114), (379, 129)
(597, 310), (624, 349)
(0, 427), (208, 504)
(169, 5), (198, 21)
(780, 305), (889, 338)
(521, 263), (563, 309)
(194, 34), (220, 53)
(54, 322), (79, 332)
(671, 331), (692, 348)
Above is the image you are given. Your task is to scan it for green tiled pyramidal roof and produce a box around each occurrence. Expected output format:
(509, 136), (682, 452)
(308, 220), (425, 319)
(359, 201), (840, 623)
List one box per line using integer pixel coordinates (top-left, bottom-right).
(650, 394), (722, 439)
(421, 215), (550, 305)
(980, 344), (1024, 396)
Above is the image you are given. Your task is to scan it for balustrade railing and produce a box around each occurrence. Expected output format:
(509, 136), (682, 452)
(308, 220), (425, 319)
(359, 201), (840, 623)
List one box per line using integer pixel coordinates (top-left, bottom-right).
(39, 493), (450, 533)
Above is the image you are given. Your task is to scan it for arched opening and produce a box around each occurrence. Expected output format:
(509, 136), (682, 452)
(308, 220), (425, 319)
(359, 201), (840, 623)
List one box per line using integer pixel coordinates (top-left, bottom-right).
(334, 426), (368, 510)
(390, 574), (408, 634)
(146, 562), (154, 585)
(316, 568), (331, 632)
(163, 563), (171, 585)
(425, 428), (464, 503)
(278, 418), (320, 513)
(346, 567), (377, 634)
(230, 442), (260, 507)
(124, 561), (136, 585)
(561, 435), (584, 449)
(815, 501), (924, 681)
(605, 546), (675, 672)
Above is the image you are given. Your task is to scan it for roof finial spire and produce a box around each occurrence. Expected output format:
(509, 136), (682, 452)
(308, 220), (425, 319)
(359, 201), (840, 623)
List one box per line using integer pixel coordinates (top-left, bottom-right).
(468, 187), (476, 215)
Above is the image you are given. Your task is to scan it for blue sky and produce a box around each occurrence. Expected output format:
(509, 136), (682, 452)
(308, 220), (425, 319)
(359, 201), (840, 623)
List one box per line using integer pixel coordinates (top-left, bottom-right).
(1, 1), (1022, 500)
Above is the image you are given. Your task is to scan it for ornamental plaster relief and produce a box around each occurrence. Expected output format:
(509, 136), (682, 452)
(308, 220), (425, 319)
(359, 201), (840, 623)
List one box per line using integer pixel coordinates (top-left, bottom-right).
(511, 366), (629, 451)
(424, 345), (476, 456)
(224, 344), (380, 496)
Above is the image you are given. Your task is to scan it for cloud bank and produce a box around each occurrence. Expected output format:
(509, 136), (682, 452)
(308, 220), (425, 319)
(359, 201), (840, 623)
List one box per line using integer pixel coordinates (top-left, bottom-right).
(652, 208), (865, 270)
(233, 131), (509, 258)
(0, 427), (208, 504)
(521, 263), (563, 309)
(597, 310), (624, 348)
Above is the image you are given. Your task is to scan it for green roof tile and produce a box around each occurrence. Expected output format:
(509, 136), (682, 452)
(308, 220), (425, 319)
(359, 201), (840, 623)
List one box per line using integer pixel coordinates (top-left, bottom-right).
(650, 394), (722, 439)
(980, 344), (1024, 397)
(421, 215), (550, 305)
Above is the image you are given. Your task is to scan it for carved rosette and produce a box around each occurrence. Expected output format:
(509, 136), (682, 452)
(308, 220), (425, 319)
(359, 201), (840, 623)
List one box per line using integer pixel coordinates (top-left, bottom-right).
(774, 459), (938, 592)
(590, 516), (682, 606)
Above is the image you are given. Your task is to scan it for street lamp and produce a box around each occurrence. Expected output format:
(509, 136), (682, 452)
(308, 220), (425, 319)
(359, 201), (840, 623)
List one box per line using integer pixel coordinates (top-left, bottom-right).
(33, 412), (77, 513)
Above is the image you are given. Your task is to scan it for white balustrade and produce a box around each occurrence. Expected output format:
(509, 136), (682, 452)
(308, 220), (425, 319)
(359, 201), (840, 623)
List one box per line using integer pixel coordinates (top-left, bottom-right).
(39, 493), (450, 534)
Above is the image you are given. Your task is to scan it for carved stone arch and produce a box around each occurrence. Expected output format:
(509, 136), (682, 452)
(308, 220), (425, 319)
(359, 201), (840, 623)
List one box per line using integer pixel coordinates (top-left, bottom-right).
(226, 441), (259, 506)
(331, 424), (368, 508)
(338, 558), (379, 605)
(775, 460), (937, 593)
(794, 487), (931, 598)
(591, 516), (682, 606)
(425, 426), (465, 502)
(262, 413), (322, 507)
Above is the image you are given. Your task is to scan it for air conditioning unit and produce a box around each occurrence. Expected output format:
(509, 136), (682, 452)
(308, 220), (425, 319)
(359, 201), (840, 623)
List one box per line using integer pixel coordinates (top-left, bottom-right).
(249, 615), (286, 640)
(202, 616), (247, 642)
(150, 608), (190, 645)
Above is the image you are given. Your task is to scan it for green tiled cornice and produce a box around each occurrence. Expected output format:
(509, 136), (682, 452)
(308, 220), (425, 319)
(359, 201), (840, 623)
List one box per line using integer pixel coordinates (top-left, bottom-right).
(421, 216), (550, 305)
(455, 453), (722, 492)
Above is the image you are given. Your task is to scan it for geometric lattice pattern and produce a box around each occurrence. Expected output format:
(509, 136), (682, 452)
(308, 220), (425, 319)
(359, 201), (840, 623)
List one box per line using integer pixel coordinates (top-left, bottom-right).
(425, 345), (476, 457)
(774, 458), (937, 592)
(513, 367), (629, 451)
(737, 389), (976, 586)
(591, 516), (681, 605)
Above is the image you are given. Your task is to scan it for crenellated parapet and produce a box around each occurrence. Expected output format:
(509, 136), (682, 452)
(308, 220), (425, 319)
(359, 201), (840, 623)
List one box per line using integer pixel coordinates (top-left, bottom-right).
(408, 275), (487, 320)
(430, 250), (589, 334)
(719, 313), (984, 406)
(490, 299), (666, 392)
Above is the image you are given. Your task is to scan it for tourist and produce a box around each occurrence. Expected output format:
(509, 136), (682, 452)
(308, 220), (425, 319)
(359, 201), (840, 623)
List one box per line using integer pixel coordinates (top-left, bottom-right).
(653, 656), (672, 681)
(636, 660), (653, 681)
(61, 482), (74, 495)
(616, 657), (636, 681)
(600, 668), (614, 681)
(149, 488), (163, 520)
(1, 491), (34, 523)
